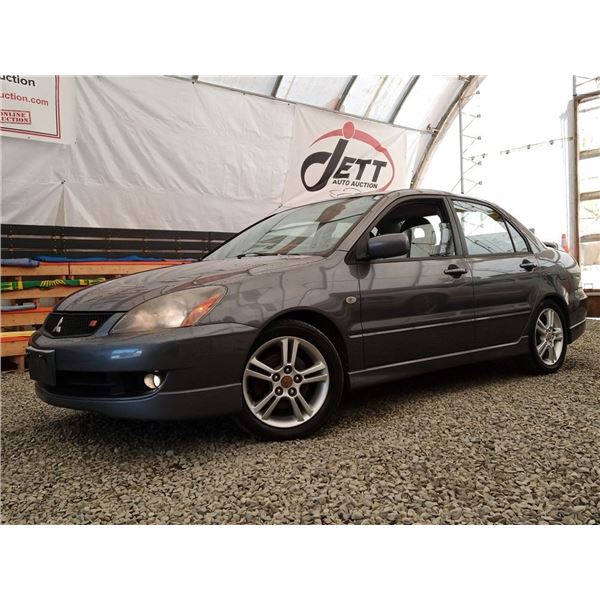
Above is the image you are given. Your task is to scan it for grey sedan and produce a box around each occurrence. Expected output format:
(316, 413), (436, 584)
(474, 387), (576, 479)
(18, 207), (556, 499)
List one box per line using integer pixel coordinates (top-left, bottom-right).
(28, 190), (588, 439)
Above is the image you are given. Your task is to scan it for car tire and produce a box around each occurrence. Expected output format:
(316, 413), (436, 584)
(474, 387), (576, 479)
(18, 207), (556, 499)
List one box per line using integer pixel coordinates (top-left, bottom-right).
(235, 319), (344, 440)
(518, 300), (567, 374)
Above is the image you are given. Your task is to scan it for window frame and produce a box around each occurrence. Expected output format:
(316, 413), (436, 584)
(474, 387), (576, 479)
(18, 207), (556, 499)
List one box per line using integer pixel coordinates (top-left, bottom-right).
(505, 220), (530, 254)
(448, 197), (533, 257)
(348, 195), (463, 264)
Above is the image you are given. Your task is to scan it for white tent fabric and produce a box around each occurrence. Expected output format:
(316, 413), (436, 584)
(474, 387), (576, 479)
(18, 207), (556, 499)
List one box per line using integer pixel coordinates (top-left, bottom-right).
(421, 75), (577, 243)
(194, 75), (468, 131)
(1, 75), (472, 232)
(2, 77), (295, 232)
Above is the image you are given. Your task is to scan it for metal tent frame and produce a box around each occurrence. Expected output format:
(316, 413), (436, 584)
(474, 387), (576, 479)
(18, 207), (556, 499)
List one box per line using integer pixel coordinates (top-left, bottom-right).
(170, 74), (486, 188)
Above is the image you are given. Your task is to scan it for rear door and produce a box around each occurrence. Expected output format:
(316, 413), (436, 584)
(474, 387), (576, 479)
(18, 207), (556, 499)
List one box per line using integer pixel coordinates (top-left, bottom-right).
(450, 198), (540, 347)
(356, 196), (476, 369)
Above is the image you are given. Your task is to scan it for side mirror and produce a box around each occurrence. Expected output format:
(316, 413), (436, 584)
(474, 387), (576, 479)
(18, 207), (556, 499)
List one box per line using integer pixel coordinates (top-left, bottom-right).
(543, 241), (559, 250)
(367, 233), (410, 260)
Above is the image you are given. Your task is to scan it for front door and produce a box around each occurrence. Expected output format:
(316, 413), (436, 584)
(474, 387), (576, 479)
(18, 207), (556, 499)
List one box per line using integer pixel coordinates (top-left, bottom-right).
(450, 198), (541, 347)
(357, 196), (476, 369)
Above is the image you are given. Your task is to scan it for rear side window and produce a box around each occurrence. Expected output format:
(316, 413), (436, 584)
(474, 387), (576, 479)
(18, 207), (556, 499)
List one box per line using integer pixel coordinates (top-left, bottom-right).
(506, 221), (529, 252)
(453, 200), (515, 255)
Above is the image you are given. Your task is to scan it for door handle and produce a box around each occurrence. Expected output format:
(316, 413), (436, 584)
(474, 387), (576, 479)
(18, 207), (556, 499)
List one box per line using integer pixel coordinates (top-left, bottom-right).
(444, 264), (468, 277)
(520, 259), (536, 271)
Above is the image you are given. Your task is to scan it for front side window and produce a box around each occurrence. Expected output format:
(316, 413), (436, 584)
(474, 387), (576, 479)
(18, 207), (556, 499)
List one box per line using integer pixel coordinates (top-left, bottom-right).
(506, 221), (529, 253)
(205, 195), (382, 260)
(453, 200), (515, 255)
(370, 199), (456, 258)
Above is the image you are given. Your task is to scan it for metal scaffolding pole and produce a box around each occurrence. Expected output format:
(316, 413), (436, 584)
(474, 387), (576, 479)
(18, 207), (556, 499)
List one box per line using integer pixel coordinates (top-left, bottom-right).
(458, 98), (464, 194)
(453, 90), (483, 195)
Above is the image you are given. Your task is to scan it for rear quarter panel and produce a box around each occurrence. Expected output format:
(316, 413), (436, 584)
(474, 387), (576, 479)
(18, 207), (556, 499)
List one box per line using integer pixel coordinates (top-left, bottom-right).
(535, 247), (587, 334)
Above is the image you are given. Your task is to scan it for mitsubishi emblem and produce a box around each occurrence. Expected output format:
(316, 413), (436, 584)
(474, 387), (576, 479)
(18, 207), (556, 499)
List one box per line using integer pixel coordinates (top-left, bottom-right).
(53, 316), (64, 333)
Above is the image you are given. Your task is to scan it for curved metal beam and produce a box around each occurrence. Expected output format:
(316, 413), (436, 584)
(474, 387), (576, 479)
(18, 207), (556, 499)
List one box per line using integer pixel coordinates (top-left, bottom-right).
(389, 75), (420, 123)
(410, 75), (485, 188)
(271, 76), (283, 97)
(166, 75), (432, 134)
(335, 75), (357, 111)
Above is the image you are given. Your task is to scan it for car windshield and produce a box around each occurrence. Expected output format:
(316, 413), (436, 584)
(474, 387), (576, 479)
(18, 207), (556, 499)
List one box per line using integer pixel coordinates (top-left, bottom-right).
(205, 195), (382, 260)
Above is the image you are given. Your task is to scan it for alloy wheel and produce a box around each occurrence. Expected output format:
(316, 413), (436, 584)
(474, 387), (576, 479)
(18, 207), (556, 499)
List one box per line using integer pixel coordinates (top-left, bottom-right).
(535, 307), (564, 366)
(242, 336), (330, 429)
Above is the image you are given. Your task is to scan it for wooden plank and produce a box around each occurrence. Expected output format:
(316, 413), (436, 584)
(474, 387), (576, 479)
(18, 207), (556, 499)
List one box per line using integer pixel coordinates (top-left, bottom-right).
(2, 224), (63, 237)
(1, 237), (62, 251)
(0, 264), (70, 277)
(0, 261), (186, 278)
(61, 239), (186, 251)
(0, 339), (29, 358)
(0, 330), (35, 340)
(81, 240), (212, 252)
(1, 224), (235, 260)
(68, 263), (182, 276)
(3, 223), (232, 239)
(1, 310), (50, 327)
(3, 249), (211, 260)
(1, 287), (84, 300)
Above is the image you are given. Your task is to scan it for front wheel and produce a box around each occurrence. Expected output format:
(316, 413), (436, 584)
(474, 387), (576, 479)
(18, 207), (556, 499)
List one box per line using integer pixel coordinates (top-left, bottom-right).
(518, 301), (567, 374)
(236, 319), (344, 440)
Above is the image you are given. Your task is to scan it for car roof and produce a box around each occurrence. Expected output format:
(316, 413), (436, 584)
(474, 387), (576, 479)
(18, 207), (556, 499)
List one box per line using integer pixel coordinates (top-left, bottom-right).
(279, 188), (507, 216)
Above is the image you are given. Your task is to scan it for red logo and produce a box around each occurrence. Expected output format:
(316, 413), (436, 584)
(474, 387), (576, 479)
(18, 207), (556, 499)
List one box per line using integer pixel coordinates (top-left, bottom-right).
(1, 110), (31, 124)
(301, 121), (395, 195)
(88, 319), (98, 328)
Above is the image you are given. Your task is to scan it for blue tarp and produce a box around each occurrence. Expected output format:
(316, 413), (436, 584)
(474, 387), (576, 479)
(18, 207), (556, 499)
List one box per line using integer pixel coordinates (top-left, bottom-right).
(1, 258), (40, 267)
(33, 255), (170, 263)
(0, 302), (37, 311)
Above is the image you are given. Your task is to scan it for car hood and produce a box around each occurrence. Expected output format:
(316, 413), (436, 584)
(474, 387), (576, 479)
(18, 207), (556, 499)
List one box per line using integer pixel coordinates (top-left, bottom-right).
(57, 255), (324, 312)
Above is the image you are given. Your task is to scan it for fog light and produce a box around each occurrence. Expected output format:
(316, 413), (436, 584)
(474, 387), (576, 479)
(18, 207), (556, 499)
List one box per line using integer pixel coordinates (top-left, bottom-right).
(144, 373), (162, 389)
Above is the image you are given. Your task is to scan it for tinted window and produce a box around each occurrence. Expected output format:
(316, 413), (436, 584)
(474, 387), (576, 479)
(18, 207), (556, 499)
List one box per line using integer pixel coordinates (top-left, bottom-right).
(453, 200), (515, 255)
(506, 221), (529, 252)
(371, 199), (456, 258)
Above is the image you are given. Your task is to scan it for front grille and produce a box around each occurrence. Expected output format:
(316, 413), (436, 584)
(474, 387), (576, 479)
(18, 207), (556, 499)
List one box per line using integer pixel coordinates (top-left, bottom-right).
(44, 312), (113, 337)
(44, 371), (152, 398)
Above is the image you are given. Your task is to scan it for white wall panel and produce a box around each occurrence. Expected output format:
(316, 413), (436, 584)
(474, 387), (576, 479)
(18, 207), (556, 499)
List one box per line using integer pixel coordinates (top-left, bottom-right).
(1, 76), (419, 233)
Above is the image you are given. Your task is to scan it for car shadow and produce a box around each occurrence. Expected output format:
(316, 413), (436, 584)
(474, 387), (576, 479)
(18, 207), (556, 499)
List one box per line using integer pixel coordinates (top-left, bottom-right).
(29, 410), (249, 453)
(19, 356), (539, 451)
(341, 356), (527, 413)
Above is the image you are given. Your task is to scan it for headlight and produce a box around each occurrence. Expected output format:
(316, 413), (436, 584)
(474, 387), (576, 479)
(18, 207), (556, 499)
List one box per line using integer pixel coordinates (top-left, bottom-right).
(110, 286), (226, 334)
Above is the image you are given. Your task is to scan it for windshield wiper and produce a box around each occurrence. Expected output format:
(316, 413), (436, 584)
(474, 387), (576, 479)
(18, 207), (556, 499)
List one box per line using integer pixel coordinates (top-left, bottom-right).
(236, 252), (281, 259)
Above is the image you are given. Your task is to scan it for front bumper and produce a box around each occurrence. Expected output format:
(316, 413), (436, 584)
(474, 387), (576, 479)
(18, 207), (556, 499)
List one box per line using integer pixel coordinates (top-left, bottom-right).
(35, 380), (242, 420)
(569, 317), (587, 343)
(568, 288), (587, 343)
(30, 322), (257, 419)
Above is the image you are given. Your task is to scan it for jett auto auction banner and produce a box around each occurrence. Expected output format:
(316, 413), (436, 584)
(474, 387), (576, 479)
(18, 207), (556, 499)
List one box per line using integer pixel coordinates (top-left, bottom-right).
(282, 104), (408, 207)
(0, 75), (75, 144)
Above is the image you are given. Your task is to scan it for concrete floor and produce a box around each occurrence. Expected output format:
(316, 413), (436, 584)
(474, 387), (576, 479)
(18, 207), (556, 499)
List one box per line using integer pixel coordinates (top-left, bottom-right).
(1, 321), (598, 524)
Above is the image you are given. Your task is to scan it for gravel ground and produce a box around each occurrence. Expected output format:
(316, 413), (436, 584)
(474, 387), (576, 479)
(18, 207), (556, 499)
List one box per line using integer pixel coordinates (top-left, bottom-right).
(2, 322), (599, 525)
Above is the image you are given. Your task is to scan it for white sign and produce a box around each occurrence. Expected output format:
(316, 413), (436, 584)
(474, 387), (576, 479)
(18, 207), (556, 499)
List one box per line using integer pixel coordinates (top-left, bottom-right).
(282, 105), (408, 207)
(1, 75), (75, 143)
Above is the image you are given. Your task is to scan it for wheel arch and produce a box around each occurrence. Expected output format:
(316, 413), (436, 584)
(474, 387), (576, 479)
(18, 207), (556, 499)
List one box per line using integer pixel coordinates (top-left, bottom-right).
(260, 309), (350, 372)
(536, 293), (572, 342)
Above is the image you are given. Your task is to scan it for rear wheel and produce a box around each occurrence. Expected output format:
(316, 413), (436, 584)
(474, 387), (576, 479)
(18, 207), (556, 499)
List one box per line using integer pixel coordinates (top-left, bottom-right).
(518, 301), (567, 374)
(236, 319), (344, 440)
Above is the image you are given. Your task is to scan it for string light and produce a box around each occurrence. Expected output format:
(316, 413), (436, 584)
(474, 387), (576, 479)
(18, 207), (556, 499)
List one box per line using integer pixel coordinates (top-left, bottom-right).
(467, 136), (573, 161)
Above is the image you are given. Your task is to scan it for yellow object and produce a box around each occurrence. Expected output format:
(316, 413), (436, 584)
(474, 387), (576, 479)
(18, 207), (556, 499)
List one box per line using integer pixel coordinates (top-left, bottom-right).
(0, 330), (35, 339)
